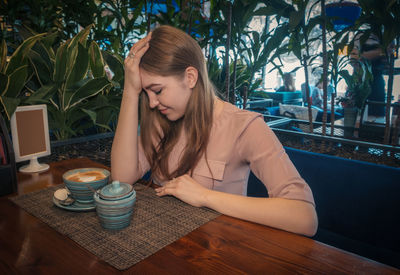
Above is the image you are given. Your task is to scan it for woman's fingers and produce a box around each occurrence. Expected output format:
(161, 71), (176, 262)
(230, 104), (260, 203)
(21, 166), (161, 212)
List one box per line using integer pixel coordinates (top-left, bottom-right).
(124, 42), (149, 66)
(155, 186), (170, 196)
(127, 33), (152, 59)
(123, 33), (152, 94)
(154, 175), (208, 207)
(155, 178), (178, 196)
(131, 33), (151, 52)
(133, 41), (150, 60)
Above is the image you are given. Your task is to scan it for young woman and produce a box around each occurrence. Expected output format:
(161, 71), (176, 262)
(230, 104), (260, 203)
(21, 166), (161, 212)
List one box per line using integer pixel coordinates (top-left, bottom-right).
(111, 25), (318, 236)
(276, 72), (296, 92)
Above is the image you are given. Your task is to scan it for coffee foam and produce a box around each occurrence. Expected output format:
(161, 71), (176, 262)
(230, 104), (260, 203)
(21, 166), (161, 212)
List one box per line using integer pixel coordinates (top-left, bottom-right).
(77, 175), (96, 182)
(67, 170), (106, 182)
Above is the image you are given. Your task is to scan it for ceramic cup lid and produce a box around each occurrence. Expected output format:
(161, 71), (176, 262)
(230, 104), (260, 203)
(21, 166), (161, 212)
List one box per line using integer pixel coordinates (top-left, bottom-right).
(99, 181), (134, 200)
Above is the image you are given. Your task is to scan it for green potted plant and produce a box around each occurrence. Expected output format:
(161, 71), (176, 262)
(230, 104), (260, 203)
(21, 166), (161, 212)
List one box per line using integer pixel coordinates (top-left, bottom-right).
(22, 24), (114, 140)
(262, 0), (322, 133)
(0, 33), (46, 120)
(1, 24), (123, 140)
(337, 58), (372, 137)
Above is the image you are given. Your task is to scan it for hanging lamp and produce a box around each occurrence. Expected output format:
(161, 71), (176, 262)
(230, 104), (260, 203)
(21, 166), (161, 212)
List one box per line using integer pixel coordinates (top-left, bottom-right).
(325, 1), (361, 31)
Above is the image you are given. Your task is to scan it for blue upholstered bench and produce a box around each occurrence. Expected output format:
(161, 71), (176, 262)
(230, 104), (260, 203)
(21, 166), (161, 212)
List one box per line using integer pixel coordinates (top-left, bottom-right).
(263, 91), (303, 106)
(265, 106), (343, 123)
(247, 147), (400, 269)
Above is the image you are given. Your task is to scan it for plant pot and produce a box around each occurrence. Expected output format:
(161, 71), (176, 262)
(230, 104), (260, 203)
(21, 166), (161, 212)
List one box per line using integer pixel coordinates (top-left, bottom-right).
(343, 107), (358, 138)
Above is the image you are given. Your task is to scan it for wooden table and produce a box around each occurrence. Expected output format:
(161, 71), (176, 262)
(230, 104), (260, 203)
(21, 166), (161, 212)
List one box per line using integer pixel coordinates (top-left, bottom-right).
(1, 158), (399, 274)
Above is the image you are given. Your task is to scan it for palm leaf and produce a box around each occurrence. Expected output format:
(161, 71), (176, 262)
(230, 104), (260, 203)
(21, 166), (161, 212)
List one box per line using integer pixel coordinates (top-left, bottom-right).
(0, 73), (8, 96)
(53, 43), (68, 84)
(25, 84), (57, 104)
(0, 40), (7, 73)
(89, 41), (105, 78)
(0, 96), (21, 120)
(5, 33), (46, 75)
(6, 65), (29, 98)
(68, 77), (110, 108)
(81, 108), (112, 132)
(66, 43), (90, 89)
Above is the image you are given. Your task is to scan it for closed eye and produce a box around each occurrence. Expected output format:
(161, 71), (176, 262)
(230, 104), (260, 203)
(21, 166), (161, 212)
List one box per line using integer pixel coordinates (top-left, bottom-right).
(154, 89), (162, 95)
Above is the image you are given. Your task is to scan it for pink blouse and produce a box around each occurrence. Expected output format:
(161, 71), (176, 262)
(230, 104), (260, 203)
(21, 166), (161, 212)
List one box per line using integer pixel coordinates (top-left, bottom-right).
(138, 101), (315, 206)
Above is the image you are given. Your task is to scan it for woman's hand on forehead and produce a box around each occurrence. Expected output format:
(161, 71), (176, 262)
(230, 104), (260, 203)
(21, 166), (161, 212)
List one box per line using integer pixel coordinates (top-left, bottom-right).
(123, 33), (152, 96)
(127, 33), (152, 60)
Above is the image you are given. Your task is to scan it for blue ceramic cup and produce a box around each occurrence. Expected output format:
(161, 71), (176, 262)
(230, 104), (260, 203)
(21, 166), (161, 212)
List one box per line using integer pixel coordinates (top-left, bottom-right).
(94, 181), (136, 230)
(63, 168), (110, 204)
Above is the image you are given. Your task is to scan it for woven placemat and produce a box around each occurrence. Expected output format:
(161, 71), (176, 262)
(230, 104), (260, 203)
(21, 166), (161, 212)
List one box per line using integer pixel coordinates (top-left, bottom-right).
(10, 184), (220, 270)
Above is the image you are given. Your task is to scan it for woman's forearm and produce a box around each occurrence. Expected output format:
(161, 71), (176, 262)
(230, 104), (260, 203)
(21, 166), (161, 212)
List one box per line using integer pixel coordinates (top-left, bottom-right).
(112, 33), (150, 184)
(204, 190), (318, 236)
(111, 93), (140, 184)
(156, 175), (318, 236)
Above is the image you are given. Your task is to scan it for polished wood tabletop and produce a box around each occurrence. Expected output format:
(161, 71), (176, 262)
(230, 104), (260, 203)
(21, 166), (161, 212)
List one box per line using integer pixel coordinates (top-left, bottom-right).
(1, 158), (399, 274)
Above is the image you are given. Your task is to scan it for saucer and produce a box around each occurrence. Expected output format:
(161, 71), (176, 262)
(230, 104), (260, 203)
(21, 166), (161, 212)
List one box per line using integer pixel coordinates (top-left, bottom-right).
(53, 194), (96, 212)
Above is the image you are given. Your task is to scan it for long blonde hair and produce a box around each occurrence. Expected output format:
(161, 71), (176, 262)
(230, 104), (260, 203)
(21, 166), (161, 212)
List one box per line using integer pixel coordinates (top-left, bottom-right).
(139, 25), (215, 181)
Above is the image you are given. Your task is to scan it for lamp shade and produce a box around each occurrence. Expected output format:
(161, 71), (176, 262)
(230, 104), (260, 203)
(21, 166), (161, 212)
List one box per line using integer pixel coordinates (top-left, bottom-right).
(326, 2), (361, 31)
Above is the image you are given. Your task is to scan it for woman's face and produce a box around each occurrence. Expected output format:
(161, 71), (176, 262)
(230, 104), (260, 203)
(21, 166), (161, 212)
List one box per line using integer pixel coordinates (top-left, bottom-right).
(140, 69), (193, 121)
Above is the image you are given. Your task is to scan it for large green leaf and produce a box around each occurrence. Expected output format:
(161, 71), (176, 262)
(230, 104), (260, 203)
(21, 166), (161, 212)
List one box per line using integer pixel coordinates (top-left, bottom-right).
(0, 40), (7, 73)
(68, 77), (110, 108)
(32, 40), (53, 69)
(28, 50), (52, 86)
(64, 41), (79, 82)
(0, 96), (21, 120)
(102, 51), (124, 84)
(53, 43), (68, 83)
(89, 41), (105, 78)
(63, 27), (93, 81)
(5, 33), (46, 76)
(81, 108), (112, 132)
(0, 73), (8, 96)
(66, 106), (87, 124)
(63, 78), (90, 109)
(289, 10), (304, 31)
(82, 93), (119, 128)
(47, 105), (65, 138)
(41, 31), (58, 54)
(67, 108), (93, 133)
(67, 24), (93, 52)
(265, 24), (288, 55)
(258, 0), (294, 18)
(6, 65), (28, 98)
(66, 43), (90, 89)
(24, 84), (57, 104)
(339, 70), (353, 88)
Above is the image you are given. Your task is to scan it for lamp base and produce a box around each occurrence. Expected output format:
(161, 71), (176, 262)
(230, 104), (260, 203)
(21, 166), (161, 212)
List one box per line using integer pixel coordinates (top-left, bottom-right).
(19, 157), (49, 173)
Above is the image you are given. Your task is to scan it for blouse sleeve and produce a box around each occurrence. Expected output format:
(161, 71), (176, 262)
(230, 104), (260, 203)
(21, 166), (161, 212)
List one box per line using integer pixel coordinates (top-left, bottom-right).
(236, 116), (315, 206)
